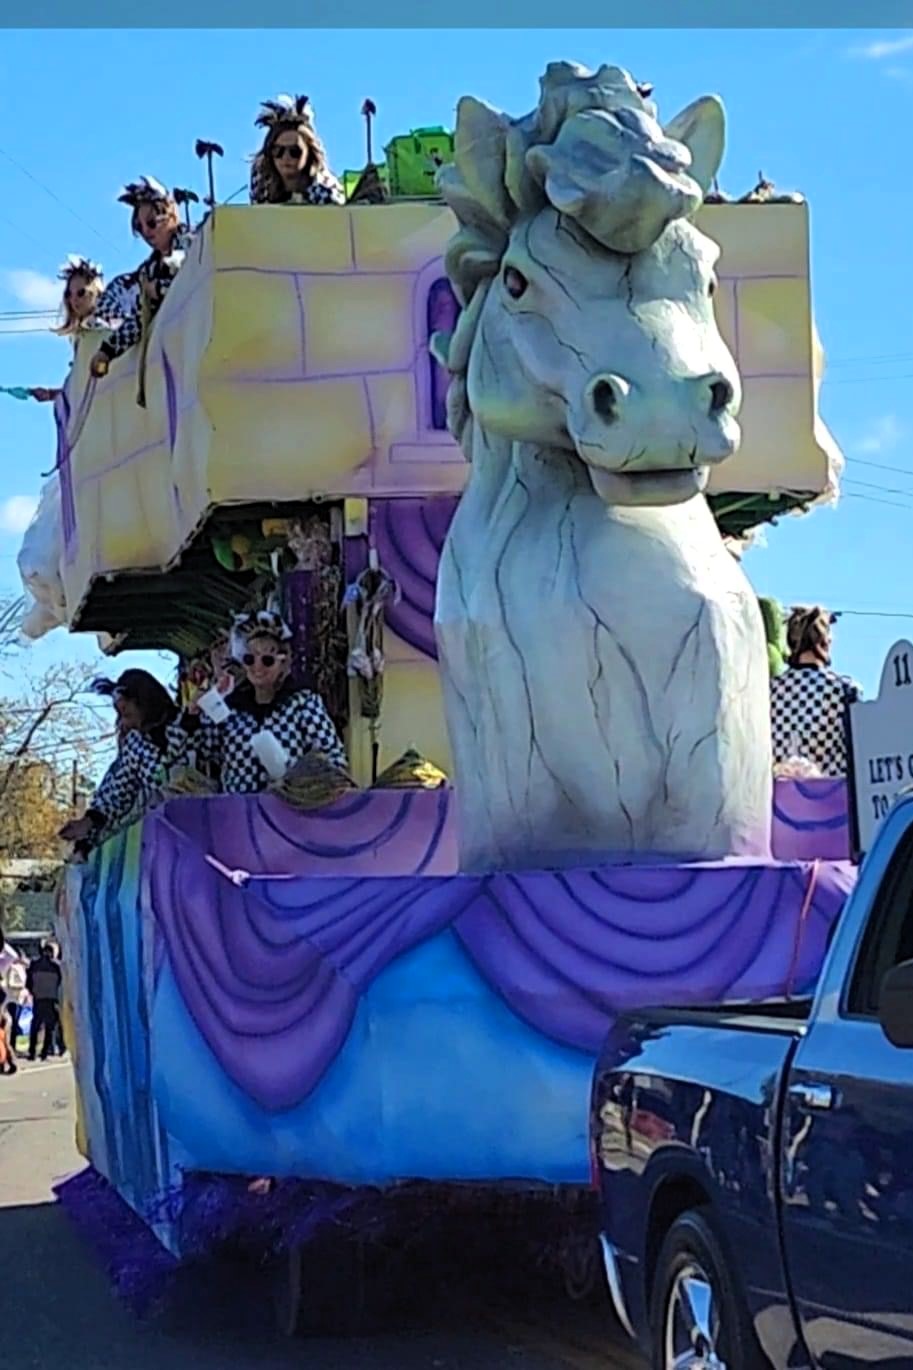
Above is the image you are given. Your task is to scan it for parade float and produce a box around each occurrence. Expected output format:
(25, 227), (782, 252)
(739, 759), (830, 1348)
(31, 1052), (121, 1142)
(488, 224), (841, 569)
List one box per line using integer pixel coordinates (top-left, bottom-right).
(21, 63), (856, 1323)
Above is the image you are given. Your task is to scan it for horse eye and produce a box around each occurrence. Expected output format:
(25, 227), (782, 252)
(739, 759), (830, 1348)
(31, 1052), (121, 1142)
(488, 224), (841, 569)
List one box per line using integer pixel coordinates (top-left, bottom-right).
(708, 276), (718, 298)
(503, 265), (528, 300)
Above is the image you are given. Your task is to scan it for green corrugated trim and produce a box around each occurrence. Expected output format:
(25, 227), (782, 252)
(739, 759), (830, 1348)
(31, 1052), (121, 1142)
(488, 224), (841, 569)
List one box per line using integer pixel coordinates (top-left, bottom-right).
(709, 489), (818, 538)
(74, 490), (822, 655)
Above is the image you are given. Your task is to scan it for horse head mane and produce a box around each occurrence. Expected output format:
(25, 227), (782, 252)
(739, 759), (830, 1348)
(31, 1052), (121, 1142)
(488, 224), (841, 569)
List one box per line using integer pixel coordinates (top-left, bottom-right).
(431, 62), (725, 451)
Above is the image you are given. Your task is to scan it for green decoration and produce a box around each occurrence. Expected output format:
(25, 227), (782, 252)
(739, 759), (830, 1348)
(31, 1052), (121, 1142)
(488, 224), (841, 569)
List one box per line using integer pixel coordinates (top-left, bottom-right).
(759, 596), (787, 677)
(384, 127), (454, 198)
(211, 536), (237, 571)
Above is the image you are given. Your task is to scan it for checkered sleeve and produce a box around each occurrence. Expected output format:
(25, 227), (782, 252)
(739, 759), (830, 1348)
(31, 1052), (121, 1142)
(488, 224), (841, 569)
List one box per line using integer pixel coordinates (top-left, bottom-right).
(95, 272), (139, 326)
(299, 692), (348, 770)
(87, 731), (159, 830)
(100, 298), (143, 360)
(307, 173), (345, 206)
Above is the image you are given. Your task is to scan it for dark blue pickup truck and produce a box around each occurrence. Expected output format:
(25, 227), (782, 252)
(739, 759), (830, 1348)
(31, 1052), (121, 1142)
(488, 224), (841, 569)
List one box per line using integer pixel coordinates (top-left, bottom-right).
(591, 796), (913, 1369)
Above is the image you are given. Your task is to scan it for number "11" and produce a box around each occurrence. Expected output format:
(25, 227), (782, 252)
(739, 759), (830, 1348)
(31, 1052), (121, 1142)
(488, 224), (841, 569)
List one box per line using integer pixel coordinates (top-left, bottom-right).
(894, 652), (912, 688)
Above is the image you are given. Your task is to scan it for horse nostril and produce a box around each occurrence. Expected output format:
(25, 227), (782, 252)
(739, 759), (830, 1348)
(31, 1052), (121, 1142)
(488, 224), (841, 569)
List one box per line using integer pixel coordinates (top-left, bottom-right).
(709, 378), (734, 415)
(592, 379), (620, 423)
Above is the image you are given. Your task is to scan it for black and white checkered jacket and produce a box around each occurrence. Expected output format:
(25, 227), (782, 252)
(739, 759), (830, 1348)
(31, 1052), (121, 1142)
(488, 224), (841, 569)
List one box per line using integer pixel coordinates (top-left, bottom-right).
(183, 680), (348, 793)
(99, 227), (194, 362)
(84, 721), (191, 845)
(770, 665), (861, 778)
(248, 158), (345, 206)
(93, 271), (141, 329)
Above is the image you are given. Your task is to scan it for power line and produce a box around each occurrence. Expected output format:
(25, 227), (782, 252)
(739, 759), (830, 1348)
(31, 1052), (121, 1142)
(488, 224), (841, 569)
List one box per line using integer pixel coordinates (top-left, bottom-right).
(844, 492), (913, 511)
(822, 372), (913, 387)
(845, 477), (913, 501)
(827, 351), (913, 368)
(850, 457), (913, 479)
(0, 146), (117, 252)
(834, 609), (913, 621)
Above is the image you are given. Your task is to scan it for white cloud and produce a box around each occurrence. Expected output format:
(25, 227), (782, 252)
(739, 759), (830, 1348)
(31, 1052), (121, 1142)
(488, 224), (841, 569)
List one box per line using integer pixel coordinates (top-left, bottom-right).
(852, 33), (913, 59)
(858, 415), (903, 453)
(0, 268), (59, 338)
(0, 496), (39, 535)
(2, 268), (60, 311)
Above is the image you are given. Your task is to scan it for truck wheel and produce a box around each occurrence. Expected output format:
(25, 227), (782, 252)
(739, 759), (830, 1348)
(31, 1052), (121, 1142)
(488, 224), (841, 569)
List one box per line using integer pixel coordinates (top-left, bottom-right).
(650, 1210), (766, 1370)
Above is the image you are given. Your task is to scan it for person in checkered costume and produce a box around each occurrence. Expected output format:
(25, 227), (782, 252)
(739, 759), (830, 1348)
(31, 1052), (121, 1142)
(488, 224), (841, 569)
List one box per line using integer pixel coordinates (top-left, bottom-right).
(248, 94), (345, 207)
(58, 671), (189, 858)
(770, 605), (862, 777)
(89, 178), (194, 376)
(180, 609), (348, 791)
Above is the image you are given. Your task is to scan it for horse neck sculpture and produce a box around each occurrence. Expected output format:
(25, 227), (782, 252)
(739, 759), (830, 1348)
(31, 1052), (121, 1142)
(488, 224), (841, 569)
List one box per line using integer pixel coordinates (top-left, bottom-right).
(431, 62), (772, 873)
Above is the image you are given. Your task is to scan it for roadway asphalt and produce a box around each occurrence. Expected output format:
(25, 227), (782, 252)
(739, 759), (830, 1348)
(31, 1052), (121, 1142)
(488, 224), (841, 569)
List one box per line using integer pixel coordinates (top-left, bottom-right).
(0, 1058), (642, 1370)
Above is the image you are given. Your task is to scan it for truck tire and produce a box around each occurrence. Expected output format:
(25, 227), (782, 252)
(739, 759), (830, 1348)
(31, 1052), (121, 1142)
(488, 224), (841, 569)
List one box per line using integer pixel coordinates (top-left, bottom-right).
(650, 1209), (767, 1370)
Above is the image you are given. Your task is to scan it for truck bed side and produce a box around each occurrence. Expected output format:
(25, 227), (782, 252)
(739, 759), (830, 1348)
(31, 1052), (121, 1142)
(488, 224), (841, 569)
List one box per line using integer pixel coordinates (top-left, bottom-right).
(592, 1010), (802, 1358)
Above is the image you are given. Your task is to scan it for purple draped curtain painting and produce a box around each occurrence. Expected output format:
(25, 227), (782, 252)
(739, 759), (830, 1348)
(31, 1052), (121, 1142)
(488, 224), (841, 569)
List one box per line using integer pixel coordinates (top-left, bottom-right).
(143, 792), (854, 1114)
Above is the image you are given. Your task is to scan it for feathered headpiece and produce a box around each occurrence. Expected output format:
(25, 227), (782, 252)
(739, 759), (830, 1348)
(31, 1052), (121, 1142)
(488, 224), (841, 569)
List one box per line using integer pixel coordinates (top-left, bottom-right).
(58, 254), (103, 285)
(229, 609), (293, 662)
(255, 94), (314, 131)
(117, 175), (172, 208)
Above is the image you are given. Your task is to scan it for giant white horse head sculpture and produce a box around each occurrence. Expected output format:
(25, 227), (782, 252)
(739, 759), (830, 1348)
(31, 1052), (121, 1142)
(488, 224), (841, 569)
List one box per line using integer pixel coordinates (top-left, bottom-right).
(435, 62), (740, 502)
(432, 63), (772, 872)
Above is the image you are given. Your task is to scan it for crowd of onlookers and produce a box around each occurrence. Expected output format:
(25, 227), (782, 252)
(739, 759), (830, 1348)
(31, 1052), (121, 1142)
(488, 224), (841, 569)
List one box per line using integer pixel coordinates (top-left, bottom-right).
(0, 929), (65, 1075)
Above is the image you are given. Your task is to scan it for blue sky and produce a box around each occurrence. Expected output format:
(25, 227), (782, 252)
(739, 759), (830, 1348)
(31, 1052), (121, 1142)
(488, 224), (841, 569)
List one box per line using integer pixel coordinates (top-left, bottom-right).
(0, 28), (911, 696)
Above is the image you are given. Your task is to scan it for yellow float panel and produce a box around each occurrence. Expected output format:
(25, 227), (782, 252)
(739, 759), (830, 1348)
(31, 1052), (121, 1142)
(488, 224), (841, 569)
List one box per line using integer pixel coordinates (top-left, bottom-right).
(60, 201), (839, 626)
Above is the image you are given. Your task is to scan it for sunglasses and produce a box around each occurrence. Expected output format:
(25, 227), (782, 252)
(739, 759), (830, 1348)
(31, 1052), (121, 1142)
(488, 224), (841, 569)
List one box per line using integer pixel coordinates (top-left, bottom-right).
(243, 652), (285, 668)
(69, 286), (88, 300)
(272, 144), (303, 161)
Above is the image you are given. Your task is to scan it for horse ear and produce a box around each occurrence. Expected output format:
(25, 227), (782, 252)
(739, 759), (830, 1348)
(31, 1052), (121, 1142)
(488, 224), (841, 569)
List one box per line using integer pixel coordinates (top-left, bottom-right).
(666, 95), (725, 193)
(453, 95), (513, 229)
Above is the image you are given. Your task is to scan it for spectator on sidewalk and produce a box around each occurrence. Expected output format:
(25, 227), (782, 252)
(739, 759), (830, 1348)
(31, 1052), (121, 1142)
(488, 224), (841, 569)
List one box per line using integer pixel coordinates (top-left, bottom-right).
(26, 943), (62, 1062)
(5, 957), (27, 1055)
(0, 928), (25, 1056)
(0, 989), (16, 1075)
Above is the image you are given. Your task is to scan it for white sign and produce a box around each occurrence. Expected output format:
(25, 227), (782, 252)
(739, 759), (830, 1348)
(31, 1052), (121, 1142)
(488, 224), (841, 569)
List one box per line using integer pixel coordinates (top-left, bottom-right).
(849, 640), (913, 856)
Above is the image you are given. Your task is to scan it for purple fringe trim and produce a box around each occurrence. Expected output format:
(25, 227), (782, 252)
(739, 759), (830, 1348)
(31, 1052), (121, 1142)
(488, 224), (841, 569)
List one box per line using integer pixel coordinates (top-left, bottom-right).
(54, 1168), (179, 1314)
(55, 1166), (390, 1312)
(55, 1166), (596, 1317)
(172, 1173), (388, 1261)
